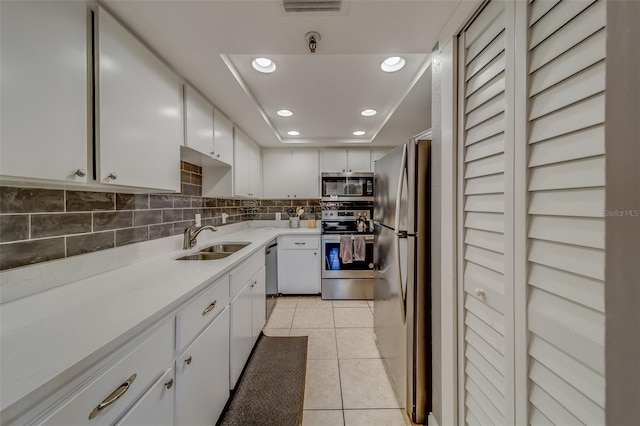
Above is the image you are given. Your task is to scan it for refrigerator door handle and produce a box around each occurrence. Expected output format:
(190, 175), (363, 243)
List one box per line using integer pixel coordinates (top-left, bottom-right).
(394, 144), (407, 235)
(395, 234), (407, 323)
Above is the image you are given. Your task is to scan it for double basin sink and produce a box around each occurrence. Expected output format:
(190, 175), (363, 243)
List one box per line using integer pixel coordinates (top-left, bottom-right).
(176, 242), (250, 261)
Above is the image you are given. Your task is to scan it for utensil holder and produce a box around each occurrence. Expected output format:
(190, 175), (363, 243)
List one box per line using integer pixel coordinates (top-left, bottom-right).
(289, 217), (300, 228)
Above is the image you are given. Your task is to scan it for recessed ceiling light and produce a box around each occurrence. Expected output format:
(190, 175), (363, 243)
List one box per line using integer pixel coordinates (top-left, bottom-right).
(252, 57), (276, 73)
(353, 130), (366, 136)
(287, 130), (300, 136)
(277, 109), (293, 117)
(381, 56), (406, 73)
(361, 109), (377, 117)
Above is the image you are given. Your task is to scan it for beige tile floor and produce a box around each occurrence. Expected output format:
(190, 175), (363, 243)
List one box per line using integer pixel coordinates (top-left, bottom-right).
(264, 296), (411, 426)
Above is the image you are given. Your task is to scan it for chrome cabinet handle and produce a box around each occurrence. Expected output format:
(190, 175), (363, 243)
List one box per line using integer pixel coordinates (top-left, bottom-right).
(75, 169), (86, 177)
(89, 374), (136, 420)
(185, 356), (192, 365)
(202, 300), (217, 316)
(294, 242), (306, 245)
(165, 378), (174, 390)
(107, 172), (118, 180)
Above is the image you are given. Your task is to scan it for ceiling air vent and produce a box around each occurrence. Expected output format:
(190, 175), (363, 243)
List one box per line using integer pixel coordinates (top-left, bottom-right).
(283, 0), (342, 12)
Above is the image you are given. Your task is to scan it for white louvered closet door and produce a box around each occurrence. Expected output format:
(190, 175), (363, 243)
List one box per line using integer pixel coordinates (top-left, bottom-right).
(458, 1), (515, 425)
(526, 0), (606, 424)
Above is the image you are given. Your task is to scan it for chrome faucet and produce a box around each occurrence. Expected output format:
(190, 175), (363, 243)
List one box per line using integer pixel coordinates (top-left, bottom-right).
(183, 224), (217, 249)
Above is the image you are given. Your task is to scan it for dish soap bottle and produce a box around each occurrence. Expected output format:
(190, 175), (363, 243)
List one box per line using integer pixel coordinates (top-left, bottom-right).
(308, 207), (316, 228)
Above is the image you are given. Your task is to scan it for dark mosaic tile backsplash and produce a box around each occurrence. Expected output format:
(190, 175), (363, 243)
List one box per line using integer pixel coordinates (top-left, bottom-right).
(0, 162), (320, 271)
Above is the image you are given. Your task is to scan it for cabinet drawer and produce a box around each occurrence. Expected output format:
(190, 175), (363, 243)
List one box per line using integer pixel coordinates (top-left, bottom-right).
(229, 250), (265, 299)
(42, 320), (174, 425)
(114, 368), (174, 426)
(176, 275), (230, 351)
(279, 235), (319, 250)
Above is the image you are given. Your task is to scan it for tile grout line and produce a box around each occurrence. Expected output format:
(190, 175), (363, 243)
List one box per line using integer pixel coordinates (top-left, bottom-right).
(331, 303), (347, 424)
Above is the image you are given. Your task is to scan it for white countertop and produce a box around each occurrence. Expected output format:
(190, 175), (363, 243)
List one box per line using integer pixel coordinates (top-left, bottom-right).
(0, 224), (320, 421)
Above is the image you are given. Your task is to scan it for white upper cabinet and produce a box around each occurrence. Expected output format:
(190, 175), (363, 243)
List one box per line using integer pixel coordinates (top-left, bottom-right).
(233, 129), (261, 197)
(184, 84), (214, 157)
(95, 6), (181, 192)
(213, 109), (233, 165)
(0, 1), (88, 183)
(262, 150), (291, 199)
(249, 142), (262, 198)
(321, 149), (349, 173)
(321, 149), (372, 172)
(370, 148), (391, 172)
(262, 149), (319, 199)
(347, 149), (372, 172)
(291, 150), (320, 198)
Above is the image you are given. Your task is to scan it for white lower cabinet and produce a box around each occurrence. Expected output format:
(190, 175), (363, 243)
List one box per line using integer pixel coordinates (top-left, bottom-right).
(41, 320), (174, 425)
(175, 307), (230, 426)
(18, 250), (272, 426)
(229, 266), (266, 389)
(251, 270), (267, 339)
(115, 368), (175, 426)
(278, 236), (320, 294)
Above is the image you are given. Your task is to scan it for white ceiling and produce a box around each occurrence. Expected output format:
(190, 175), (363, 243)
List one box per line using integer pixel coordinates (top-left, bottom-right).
(101, 0), (461, 148)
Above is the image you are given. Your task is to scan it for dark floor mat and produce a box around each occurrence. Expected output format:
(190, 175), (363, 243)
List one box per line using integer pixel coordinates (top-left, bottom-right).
(217, 334), (308, 426)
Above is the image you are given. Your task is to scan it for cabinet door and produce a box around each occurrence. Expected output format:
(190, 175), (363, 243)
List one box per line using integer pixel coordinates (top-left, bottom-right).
(213, 109), (233, 165)
(249, 142), (262, 198)
(370, 148), (390, 172)
(229, 283), (253, 388)
(184, 84), (214, 156)
(176, 308), (230, 426)
(251, 267), (267, 342)
(262, 150), (292, 198)
(115, 368), (174, 426)
(233, 129), (251, 197)
(279, 250), (320, 294)
(321, 149), (349, 172)
(96, 7), (181, 191)
(291, 150), (320, 198)
(347, 149), (372, 172)
(0, 1), (88, 183)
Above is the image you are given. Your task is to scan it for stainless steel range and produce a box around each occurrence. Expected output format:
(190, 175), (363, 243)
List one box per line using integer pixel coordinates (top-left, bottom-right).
(321, 208), (375, 300)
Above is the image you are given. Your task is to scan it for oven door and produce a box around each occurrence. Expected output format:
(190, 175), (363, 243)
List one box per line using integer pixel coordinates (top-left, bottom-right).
(321, 234), (375, 278)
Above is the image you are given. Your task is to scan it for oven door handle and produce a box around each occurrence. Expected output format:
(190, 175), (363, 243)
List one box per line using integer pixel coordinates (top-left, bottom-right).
(322, 235), (374, 242)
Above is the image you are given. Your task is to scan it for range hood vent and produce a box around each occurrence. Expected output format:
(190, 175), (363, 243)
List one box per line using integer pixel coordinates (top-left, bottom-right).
(283, 0), (342, 12)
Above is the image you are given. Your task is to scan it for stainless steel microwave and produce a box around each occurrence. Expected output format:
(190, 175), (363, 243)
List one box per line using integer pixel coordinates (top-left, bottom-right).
(321, 172), (374, 201)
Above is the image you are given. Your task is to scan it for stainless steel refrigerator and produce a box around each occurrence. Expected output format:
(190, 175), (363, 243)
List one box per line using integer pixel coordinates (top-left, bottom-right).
(373, 139), (431, 424)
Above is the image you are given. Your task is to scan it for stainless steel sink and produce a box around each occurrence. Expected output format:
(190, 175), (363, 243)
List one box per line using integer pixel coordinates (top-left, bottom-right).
(175, 242), (250, 261)
(176, 252), (232, 261)
(198, 242), (250, 253)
